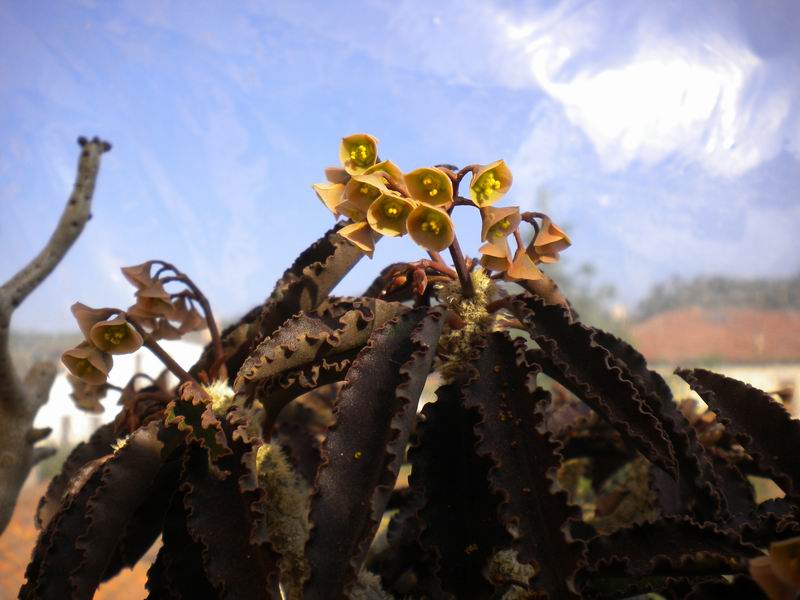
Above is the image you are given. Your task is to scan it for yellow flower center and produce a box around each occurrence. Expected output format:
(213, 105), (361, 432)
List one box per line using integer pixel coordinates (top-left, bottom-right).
(74, 358), (95, 376)
(102, 324), (129, 345)
(420, 216), (443, 236)
(474, 171), (502, 202)
(348, 143), (374, 167)
(382, 201), (403, 218)
(420, 174), (441, 197)
(491, 218), (511, 238)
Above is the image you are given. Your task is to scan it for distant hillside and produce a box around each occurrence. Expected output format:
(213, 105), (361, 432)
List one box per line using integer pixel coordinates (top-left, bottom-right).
(8, 331), (82, 376)
(635, 274), (800, 322)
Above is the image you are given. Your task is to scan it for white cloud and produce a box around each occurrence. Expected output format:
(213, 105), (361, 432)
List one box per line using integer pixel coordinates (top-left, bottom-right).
(496, 2), (798, 176)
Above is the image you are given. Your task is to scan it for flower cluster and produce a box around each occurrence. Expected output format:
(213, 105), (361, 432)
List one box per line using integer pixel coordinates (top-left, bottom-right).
(61, 261), (208, 386)
(312, 134), (571, 283)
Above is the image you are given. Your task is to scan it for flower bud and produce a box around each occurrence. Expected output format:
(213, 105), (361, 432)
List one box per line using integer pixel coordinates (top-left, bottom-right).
(407, 205), (455, 252)
(367, 194), (415, 237)
(404, 167), (453, 207)
(339, 133), (379, 175)
(469, 160), (512, 207)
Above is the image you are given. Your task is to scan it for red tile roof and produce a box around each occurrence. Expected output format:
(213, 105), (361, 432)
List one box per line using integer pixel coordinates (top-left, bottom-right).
(630, 308), (800, 365)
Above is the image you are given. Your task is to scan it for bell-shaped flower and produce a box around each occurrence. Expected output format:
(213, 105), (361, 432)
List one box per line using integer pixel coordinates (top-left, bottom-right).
(527, 217), (571, 264)
(365, 160), (405, 188)
(324, 166), (350, 184)
(89, 315), (144, 354)
(121, 262), (156, 289)
(130, 282), (173, 317)
(345, 174), (390, 213)
(479, 240), (512, 272)
(66, 374), (107, 413)
(62, 341), (113, 385)
(338, 221), (378, 258)
(469, 160), (513, 208)
(312, 182), (347, 217)
(506, 252), (544, 282)
(407, 205), (455, 252)
(367, 194), (415, 237)
(71, 302), (117, 340)
(404, 167), (453, 207)
(480, 206), (521, 243)
(339, 133), (379, 175)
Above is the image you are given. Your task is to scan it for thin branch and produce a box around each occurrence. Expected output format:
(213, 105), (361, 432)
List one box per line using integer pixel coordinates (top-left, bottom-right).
(0, 137), (110, 410)
(126, 316), (196, 384)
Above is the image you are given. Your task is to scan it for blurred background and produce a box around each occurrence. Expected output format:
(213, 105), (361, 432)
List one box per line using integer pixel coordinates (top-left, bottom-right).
(1, 0), (799, 595)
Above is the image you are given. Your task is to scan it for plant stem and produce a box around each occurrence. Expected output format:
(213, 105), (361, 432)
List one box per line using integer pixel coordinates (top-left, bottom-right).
(126, 316), (196, 384)
(160, 270), (224, 378)
(448, 235), (475, 298)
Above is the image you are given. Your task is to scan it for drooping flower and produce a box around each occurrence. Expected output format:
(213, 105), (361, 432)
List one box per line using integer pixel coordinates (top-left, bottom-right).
(89, 315), (144, 354)
(480, 206), (521, 243)
(364, 160), (405, 189)
(469, 160), (513, 208)
(66, 374), (108, 413)
(506, 252), (544, 281)
(338, 221), (378, 257)
(312, 182), (347, 217)
(367, 194), (415, 237)
(527, 217), (571, 264)
(129, 282), (173, 317)
(324, 166), (350, 184)
(339, 133), (379, 175)
(478, 240), (512, 272)
(404, 167), (453, 207)
(407, 205), (455, 252)
(62, 341), (113, 385)
(120, 262), (156, 290)
(71, 302), (117, 340)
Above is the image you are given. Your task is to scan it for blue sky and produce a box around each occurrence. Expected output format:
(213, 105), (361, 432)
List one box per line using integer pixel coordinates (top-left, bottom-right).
(2, 0), (799, 331)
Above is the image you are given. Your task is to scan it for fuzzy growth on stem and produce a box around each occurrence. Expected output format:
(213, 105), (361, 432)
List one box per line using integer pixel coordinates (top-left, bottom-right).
(436, 268), (497, 380)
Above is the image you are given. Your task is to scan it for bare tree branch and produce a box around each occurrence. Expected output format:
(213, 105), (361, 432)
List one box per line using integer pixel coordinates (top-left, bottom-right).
(0, 136), (110, 534)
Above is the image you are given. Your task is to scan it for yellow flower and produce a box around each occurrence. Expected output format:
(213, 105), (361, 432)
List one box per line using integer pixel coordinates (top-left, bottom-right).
(527, 217), (571, 264)
(404, 167), (453, 207)
(312, 182), (347, 217)
(338, 221), (378, 257)
(478, 240), (512, 272)
(367, 194), (415, 237)
(339, 133), (379, 175)
(469, 160), (513, 208)
(345, 174), (389, 213)
(506, 252), (543, 281)
(407, 205), (455, 252)
(479, 206), (521, 242)
(89, 315), (144, 354)
(364, 160), (405, 188)
(62, 341), (113, 385)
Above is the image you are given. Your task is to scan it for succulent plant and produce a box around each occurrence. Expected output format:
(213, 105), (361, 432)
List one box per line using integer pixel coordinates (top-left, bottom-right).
(19, 135), (800, 599)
